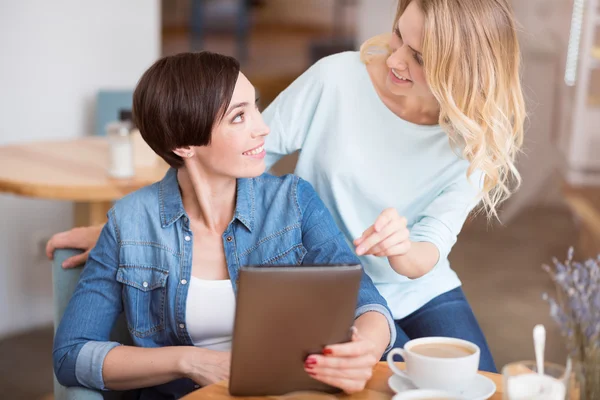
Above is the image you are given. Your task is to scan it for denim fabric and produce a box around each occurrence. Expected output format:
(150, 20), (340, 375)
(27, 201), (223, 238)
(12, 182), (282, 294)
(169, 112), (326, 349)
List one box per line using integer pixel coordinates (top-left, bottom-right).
(53, 169), (396, 399)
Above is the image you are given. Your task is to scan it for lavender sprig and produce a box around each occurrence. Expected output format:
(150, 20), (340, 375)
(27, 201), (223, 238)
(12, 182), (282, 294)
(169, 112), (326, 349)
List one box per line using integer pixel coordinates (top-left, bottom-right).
(543, 248), (600, 399)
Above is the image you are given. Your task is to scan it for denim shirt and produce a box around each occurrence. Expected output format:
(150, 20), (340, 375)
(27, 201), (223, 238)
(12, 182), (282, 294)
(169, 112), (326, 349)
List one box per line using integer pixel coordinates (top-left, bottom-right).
(53, 168), (395, 399)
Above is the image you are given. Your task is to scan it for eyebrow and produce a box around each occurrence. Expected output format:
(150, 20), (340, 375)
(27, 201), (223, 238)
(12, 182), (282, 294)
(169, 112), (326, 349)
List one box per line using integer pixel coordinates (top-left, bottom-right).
(226, 102), (248, 115)
(226, 86), (261, 115)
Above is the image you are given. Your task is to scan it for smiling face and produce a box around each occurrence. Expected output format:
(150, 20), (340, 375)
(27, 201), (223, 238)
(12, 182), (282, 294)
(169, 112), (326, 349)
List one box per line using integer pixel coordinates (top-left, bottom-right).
(189, 72), (270, 179)
(384, 1), (432, 98)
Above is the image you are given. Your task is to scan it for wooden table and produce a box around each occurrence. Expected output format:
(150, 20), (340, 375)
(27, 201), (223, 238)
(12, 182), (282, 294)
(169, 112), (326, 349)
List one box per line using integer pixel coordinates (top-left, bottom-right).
(562, 182), (600, 258)
(183, 362), (503, 400)
(0, 137), (168, 226)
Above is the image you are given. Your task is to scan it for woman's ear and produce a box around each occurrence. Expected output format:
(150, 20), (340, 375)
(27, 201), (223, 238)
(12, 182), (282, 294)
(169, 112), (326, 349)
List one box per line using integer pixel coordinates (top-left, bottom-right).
(173, 147), (194, 159)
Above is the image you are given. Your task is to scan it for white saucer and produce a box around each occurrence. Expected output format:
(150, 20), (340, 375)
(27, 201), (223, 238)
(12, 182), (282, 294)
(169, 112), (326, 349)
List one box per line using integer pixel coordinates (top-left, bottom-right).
(388, 374), (497, 400)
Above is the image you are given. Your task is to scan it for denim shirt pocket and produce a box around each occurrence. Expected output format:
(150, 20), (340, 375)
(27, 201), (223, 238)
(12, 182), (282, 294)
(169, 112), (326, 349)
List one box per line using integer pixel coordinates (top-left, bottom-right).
(116, 265), (168, 338)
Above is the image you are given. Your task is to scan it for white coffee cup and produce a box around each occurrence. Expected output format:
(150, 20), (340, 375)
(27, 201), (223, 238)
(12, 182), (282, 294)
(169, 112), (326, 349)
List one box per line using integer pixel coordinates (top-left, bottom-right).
(387, 337), (480, 391)
(392, 389), (464, 400)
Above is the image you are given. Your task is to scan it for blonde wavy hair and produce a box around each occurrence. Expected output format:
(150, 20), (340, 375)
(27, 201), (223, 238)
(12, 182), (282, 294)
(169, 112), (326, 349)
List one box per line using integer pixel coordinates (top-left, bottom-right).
(360, 0), (525, 219)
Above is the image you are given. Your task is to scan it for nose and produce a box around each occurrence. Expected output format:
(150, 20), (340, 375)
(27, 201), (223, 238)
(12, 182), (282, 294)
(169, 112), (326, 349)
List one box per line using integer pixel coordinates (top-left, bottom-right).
(251, 112), (270, 138)
(386, 48), (409, 72)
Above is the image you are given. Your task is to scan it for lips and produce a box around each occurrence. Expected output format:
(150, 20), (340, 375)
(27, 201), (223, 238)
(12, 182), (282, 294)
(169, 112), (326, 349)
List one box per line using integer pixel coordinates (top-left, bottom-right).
(242, 144), (264, 156)
(391, 68), (412, 82)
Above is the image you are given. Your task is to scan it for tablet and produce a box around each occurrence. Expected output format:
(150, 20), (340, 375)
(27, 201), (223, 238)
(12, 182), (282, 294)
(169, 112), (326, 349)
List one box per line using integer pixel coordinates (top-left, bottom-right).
(228, 264), (362, 396)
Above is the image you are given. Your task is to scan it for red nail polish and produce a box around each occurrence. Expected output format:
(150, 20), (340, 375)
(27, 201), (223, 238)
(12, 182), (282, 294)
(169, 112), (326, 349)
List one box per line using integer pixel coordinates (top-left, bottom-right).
(323, 348), (333, 355)
(304, 363), (315, 370)
(305, 357), (317, 366)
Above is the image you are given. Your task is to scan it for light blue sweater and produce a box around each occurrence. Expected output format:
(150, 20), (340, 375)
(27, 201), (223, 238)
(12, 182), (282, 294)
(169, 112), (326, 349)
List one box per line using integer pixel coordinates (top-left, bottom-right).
(263, 52), (484, 319)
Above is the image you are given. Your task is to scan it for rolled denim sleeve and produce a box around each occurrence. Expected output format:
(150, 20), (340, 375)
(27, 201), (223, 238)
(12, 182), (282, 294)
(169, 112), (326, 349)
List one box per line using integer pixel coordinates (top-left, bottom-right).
(297, 178), (396, 351)
(53, 210), (124, 390)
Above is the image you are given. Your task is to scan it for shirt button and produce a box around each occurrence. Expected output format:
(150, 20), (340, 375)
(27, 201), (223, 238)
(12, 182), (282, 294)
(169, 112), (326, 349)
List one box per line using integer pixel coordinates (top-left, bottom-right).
(181, 279), (187, 285)
(226, 236), (233, 242)
(184, 235), (191, 241)
(142, 281), (148, 288)
(194, 385), (200, 389)
(179, 323), (185, 329)
(183, 216), (188, 223)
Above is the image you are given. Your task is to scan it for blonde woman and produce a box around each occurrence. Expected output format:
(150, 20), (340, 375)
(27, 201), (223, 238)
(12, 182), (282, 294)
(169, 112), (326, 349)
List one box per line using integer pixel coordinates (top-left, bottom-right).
(262, 0), (523, 374)
(48, 0), (523, 377)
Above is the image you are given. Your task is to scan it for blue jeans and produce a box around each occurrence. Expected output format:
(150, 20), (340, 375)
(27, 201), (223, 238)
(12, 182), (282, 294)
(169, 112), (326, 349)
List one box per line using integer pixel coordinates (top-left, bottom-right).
(383, 287), (497, 373)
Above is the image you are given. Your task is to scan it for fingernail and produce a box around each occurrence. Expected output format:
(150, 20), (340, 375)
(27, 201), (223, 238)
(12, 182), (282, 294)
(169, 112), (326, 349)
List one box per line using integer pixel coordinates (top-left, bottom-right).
(323, 348), (333, 355)
(305, 357), (317, 366)
(356, 247), (364, 254)
(307, 371), (317, 377)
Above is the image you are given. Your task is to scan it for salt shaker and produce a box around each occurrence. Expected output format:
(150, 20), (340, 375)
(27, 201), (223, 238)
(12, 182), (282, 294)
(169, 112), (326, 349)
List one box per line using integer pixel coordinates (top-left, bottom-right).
(106, 121), (135, 178)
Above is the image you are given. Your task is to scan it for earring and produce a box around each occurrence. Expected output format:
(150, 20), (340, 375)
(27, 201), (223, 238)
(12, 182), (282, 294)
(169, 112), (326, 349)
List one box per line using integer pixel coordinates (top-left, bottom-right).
(186, 152), (194, 158)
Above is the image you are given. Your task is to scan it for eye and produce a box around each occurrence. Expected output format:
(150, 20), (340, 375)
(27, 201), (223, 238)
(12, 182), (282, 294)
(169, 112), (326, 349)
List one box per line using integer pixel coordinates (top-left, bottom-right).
(394, 28), (402, 40)
(414, 53), (423, 65)
(232, 112), (244, 123)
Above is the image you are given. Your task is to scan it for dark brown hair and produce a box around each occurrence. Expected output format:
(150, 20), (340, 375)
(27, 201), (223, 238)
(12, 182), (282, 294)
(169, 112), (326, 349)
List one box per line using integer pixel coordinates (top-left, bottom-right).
(132, 52), (240, 168)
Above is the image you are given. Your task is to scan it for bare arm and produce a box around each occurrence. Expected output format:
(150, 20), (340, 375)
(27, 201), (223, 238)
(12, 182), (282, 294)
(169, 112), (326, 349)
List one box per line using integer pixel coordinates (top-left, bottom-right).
(102, 346), (230, 390)
(355, 208), (440, 279)
(387, 241), (439, 278)
(352, 311), (390, 360)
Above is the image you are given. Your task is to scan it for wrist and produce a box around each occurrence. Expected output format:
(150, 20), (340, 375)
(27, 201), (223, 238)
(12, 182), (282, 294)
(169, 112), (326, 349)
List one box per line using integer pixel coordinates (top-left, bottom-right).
(387, 252), (415, 277)
(355, 312), (389, 359)
(389, 241), (439, 279)
(177, 346), (202, 379)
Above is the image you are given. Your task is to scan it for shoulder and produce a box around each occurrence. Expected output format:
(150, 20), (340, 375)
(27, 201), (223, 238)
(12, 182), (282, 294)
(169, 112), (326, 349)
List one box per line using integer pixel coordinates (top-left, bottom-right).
(250, 173), (300, 202)
(250, 173), (319, 213)
(262, 52), (364, 121)
(110, 182), (160, 222)
(307, 51), (364, 82)
(313, 51), (362, 71)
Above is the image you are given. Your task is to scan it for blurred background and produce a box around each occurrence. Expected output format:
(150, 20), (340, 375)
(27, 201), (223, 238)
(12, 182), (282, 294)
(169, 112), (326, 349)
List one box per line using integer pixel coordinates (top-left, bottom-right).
(1, 0), (599, 398)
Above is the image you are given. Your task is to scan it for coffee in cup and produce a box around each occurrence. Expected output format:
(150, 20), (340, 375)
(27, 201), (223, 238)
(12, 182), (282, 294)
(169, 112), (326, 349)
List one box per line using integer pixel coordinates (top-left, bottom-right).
(410, 342), (476, 358)
(387, 337), (480, 391)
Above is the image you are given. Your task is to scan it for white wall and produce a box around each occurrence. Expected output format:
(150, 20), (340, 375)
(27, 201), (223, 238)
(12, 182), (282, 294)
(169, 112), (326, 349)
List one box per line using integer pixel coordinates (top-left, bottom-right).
(356, 0), (396, 45)
(0, 0), (160, 339)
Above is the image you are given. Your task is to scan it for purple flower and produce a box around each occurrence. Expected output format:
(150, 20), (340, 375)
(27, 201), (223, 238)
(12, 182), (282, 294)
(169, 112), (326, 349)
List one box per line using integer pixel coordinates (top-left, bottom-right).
(543, 248), (600, 355)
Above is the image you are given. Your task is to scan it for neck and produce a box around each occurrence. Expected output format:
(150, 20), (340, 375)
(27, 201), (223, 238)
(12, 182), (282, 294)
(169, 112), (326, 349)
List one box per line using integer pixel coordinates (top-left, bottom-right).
(387, 92), (440, 121)
(177, 161), (236, 233)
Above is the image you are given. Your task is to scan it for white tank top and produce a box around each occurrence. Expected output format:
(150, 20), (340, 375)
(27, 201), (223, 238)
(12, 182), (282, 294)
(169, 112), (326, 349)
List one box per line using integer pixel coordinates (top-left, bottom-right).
(185, 276), (236, 351)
